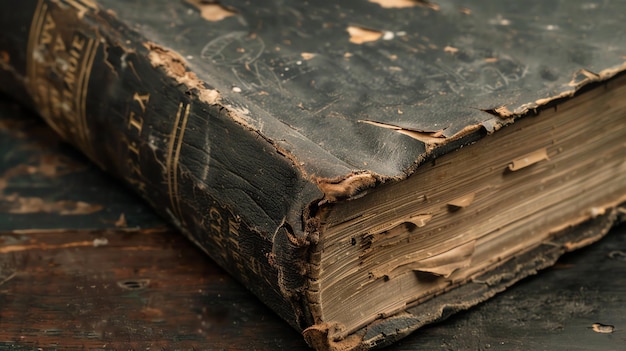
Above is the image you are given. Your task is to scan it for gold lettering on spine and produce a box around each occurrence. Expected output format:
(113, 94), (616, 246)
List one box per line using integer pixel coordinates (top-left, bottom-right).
(40, 12), (55, 46)
(27, 1), (52, 130)
(166, 102), (191, 220)
(133, 92), (149, 113)
(208, 206), (249, 278)
(228, 218), (246, 279)
(209, 207), (229, 262)
(53, 36), (66, 52)
(127, 140), (140, 156)
(124, 92), (149, 196)
(26, 0), (99, 158)
(72, 33), (98, 156)
(128, 93), (149, 134)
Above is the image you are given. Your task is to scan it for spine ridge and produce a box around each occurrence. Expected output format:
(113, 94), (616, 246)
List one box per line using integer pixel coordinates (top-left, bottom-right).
(0, 0), (314, 330)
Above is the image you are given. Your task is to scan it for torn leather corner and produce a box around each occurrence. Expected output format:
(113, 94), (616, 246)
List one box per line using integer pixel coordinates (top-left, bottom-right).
(303, 322), (365, 351)
(346, 26), (383, 44)
(528, 65), (626, 113)
(567, 68), (600, 87)
(481, 105), (515, 119)
(185, 0), (237, 22)
(315, 172), (379, 203)
(143, 42), (221, 104)
(359, 120), (447, 147)
(369, 0), (440, 11)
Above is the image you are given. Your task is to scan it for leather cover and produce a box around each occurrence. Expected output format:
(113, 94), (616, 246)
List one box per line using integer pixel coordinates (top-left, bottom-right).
(1, 1), (625, 349)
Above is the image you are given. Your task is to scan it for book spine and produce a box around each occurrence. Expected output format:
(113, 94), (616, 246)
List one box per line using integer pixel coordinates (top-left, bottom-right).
(0, 0), (317, 330)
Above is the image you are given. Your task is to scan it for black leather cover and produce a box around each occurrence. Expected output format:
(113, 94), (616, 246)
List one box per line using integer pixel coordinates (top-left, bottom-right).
(1, 1), (625, 350)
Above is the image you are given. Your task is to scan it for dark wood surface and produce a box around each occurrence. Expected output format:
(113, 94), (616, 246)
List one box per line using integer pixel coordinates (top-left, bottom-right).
(2, 99), (626, 350)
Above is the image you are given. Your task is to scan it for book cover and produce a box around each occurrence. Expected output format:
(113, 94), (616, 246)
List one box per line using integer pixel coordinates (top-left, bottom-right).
(1, 1), (625, 350)
(2, 96), (625, 351)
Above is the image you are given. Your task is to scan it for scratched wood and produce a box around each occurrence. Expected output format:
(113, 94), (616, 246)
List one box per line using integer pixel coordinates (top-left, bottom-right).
(2, 99), (626, 350)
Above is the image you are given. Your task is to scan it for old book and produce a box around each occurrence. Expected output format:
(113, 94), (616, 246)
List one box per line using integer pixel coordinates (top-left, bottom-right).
(1, 0), (625, 350)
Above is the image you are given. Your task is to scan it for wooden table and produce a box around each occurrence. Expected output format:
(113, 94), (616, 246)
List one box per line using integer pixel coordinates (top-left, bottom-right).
(2, 98), (625, 350)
